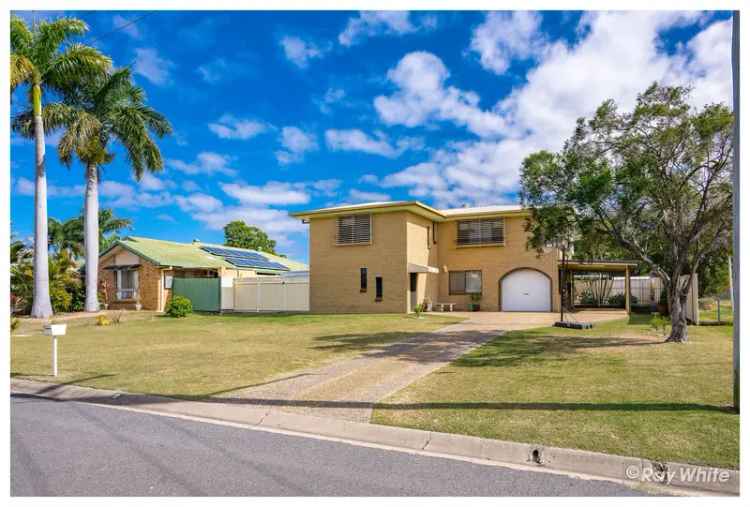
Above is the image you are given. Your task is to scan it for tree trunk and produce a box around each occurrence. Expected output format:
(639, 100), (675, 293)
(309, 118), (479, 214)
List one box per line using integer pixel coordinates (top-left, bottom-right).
(84, 163), (99, 312)
(665, 285), (689, 343)
(30, 83), (53, 318)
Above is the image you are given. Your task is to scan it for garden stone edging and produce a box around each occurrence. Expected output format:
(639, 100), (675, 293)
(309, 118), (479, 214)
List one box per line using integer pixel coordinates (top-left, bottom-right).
(10, 378), (738, 495)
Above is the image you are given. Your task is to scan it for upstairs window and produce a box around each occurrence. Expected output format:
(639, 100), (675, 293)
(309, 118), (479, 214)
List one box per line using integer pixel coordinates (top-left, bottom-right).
(457, 218), (504, 246)
(337, 214), (371, 245)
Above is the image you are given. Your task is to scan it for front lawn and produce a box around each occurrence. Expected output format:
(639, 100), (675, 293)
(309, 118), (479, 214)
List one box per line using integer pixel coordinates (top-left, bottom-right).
(372, 315), (738, 469)
(11, 313), (460, 398)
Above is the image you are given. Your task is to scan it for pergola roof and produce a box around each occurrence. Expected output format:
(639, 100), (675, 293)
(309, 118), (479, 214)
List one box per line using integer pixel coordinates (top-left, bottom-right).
(561, 259), (639, 272)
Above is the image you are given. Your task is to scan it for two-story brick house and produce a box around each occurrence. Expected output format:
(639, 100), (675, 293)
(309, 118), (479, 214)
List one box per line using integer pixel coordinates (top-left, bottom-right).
(291, 200), (602, 313)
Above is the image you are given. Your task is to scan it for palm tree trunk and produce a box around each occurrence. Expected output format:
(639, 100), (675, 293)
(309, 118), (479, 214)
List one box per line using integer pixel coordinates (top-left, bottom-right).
(84, 163), (100, 312)
(30, 83), (53, 318)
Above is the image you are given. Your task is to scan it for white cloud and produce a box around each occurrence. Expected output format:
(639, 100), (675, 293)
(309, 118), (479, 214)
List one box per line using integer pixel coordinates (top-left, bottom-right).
(358, 174), (380, 185)
(112, 14), (141, 39)
(469, 11), (545, 75)
(221, 181), (310, 206)
(280, 36), (327, 68)
(133, 48), (174, 86)
(374, 51), (506, 138)
(190, 206), (307, 242)
(325, 129), (421, 158)
(156, 213), (176, 222)
(136, 172), (174, 192)
(15, 177), (83, 198)
(310, 178), (341, 196)
(338, 11), (434, 47)
(375, 13), (732, 208)
(168, 152), (237, 176)
(316, 88), (346, 114)
(197, 58), (229, 83)
(275, 127), (318, 165)
(348, 189), (391, 203)
(175, 193), (223, 213)
(208, 114), (268, 140)
(100, 180), (173, 209)
(182, 180), (201, 192)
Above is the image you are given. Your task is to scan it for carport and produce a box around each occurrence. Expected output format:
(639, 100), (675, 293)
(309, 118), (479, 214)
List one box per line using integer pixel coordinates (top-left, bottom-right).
(559, 260), (638, 314)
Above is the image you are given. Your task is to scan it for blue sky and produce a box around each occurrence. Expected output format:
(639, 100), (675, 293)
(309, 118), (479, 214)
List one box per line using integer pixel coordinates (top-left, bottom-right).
(10, 10), (733, 263)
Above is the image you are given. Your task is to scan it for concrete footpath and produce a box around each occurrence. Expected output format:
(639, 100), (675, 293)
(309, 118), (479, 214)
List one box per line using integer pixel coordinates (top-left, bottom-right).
(10, 378), (738, 496)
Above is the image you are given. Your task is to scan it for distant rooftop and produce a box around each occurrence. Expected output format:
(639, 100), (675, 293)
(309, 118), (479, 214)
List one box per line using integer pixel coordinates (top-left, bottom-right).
(100, 236), (308, 272)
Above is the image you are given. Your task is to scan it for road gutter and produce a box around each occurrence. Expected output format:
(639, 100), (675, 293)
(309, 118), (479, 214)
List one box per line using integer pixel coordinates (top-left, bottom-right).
(10, 378), (738, 496)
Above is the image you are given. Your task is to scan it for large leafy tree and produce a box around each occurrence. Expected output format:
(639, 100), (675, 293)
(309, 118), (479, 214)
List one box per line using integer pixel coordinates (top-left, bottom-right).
(224, 221), (278, 254)
(11, 15), (111, 317)
(520, 84), (733, 343)
(14, 68), (170, 312)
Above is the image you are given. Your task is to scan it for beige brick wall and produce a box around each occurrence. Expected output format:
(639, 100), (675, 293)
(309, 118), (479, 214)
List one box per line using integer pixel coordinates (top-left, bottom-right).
(405, 214), (439, 310)
(435, 215), (559, 311)
(99, 247), (164, 311)
(309, 211), (409, 313)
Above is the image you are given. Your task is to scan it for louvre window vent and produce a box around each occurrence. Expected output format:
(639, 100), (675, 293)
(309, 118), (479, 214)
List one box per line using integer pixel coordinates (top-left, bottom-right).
(336, 214), (372, 245)
(457, 218), (504, 246)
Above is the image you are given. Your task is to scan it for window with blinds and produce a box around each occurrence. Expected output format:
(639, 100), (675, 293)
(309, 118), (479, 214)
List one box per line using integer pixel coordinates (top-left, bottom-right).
(456, 218), (504, 246)
(336, 214), (371, 245)
(449, 271), (482, 295)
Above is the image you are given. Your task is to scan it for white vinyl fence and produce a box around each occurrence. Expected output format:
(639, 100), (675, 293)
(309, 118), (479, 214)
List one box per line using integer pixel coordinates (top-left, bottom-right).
(228, 275), (309, 312)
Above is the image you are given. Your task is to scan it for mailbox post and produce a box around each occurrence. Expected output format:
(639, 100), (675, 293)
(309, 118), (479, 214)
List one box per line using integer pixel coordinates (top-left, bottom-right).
(43, 323), (67, 376)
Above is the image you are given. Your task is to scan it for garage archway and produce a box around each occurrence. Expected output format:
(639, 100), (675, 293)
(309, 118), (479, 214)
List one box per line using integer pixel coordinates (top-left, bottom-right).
(499, 268), (552, 312)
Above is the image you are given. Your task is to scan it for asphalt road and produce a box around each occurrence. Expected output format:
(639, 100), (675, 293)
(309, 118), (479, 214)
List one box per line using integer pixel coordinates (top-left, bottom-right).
(11, 395), (647, 496)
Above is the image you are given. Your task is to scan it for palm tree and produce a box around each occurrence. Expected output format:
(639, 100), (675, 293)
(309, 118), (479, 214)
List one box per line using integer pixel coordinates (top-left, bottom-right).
(97, 208), (133, 250)
(48, 216), (84, 257)
(14, 68), (171, 312)
(11, 16), (111, 317)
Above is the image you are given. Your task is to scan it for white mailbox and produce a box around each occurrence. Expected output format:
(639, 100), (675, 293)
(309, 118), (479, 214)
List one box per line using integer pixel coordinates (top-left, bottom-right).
(43, 324), (67, 336)
(43, 323), (66, 376)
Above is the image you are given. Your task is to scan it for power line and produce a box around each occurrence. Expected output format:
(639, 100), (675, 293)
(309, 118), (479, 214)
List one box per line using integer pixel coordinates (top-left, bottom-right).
(85, 12), (154, 46)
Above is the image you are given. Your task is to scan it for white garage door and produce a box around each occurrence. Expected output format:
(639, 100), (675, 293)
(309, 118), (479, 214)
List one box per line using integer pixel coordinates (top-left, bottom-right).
(502, 269), (551, 312)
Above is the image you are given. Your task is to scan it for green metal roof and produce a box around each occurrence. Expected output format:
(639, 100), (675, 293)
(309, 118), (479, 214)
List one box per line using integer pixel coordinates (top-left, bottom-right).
(101, 236), (308, 273)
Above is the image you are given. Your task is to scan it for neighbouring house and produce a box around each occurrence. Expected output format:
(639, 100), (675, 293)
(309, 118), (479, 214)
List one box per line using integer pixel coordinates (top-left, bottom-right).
(291, 200), (638, 314)
(98, 236), (308, 311)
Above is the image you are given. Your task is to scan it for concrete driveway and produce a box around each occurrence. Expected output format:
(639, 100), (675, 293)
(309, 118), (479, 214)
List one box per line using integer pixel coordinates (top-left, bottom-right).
(226, 310), (628, 422)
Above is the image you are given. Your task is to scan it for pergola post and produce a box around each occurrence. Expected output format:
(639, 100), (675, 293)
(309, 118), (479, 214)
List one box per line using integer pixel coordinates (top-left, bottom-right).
(625, 266), (631, 314)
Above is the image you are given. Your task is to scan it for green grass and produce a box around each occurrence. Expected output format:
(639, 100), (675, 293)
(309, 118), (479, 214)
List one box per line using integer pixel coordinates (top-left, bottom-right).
(11, 312), (460, 398)
(372, 315), (738, 469)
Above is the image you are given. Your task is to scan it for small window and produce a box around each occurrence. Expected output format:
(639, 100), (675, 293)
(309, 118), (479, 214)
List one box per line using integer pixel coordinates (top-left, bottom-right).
(360, 267), (367, 292)
(336, 214), (371, 245)
(449, 270), (482, 295)
(457, 218), (504, 246)
(375, 276), (383, 301)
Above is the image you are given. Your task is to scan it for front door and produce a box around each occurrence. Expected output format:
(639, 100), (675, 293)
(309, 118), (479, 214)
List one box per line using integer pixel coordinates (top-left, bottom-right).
(409, 272), (418, 311)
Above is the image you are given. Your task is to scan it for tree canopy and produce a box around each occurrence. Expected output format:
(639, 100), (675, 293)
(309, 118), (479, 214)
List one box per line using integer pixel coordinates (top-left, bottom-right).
(223, 221), (278, 254)
(520, 84), (733, 342)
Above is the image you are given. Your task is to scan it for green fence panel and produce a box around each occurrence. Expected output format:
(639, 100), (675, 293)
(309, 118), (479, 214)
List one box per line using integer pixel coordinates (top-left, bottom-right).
(172, 277), (221, 312)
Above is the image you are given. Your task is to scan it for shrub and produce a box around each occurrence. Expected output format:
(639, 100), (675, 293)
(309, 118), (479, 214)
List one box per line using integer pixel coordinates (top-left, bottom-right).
(650, 314), (670, 339)
(11, 317), (20, 332)
(96, 315), (111, 326)
(607, 293), (639, 307)
(165, 295), (193, 318)
(413, 303), (424, 318)
(50, 285), (73, 313)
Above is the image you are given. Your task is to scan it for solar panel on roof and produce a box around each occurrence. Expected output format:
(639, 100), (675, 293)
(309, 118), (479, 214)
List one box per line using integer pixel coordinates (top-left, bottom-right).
(201, 246), (289, 271)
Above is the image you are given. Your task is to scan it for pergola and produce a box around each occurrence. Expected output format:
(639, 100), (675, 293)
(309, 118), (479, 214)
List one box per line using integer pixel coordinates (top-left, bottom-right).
(558, 259), (639, 314)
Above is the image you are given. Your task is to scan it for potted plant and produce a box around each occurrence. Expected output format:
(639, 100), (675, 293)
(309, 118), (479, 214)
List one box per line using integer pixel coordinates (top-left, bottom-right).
(470, 293), (481, 311)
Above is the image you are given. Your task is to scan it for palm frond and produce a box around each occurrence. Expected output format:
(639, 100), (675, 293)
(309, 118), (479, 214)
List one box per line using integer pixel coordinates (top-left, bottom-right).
(45, 44), (111, 94)
(32, 18), (89, 71)
(10, 16), (33, 53)
(10, 54), (35, 91)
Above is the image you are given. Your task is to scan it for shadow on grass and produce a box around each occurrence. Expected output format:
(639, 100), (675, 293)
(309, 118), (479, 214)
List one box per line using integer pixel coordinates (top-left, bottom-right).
(10, 373), (116, 393)
(10, 391), (734, 414)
